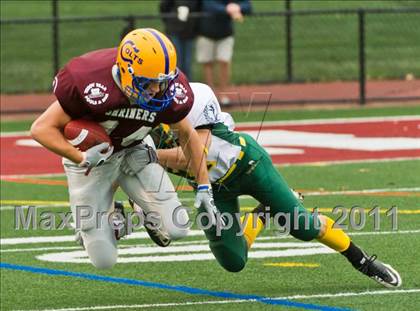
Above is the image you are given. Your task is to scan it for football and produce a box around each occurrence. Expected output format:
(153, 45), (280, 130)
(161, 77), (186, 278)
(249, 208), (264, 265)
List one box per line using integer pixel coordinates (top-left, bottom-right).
(64, 119), (111, 151)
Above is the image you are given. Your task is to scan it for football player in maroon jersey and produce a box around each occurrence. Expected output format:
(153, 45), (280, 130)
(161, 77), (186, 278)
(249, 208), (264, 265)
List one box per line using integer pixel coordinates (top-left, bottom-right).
(31, 29), (221, 269)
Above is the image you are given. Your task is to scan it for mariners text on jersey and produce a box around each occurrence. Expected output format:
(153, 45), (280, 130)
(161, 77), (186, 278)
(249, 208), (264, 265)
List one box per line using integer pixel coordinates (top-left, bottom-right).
(105, 107), (157, 122)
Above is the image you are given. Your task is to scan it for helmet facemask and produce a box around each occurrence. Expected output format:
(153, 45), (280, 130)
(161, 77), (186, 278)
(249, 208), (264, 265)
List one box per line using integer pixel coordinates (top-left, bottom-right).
(129, 68), (179, 112)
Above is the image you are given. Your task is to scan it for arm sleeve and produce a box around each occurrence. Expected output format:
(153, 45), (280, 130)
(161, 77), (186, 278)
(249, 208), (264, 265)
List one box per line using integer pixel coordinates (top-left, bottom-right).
(53, 67), (89, 119)
(170, 100), (193, 124)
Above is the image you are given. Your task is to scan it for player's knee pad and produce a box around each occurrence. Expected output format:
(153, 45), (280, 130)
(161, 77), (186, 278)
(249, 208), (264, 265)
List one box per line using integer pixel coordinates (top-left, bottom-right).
(85, 239), (117, 269)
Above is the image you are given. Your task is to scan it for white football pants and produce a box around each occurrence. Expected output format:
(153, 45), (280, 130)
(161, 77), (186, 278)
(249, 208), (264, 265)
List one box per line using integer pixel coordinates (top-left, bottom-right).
(63, 136), (189, 269)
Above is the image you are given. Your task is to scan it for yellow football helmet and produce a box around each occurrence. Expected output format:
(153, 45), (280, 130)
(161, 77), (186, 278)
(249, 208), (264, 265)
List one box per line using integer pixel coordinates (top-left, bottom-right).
(116, 28), (178, 111)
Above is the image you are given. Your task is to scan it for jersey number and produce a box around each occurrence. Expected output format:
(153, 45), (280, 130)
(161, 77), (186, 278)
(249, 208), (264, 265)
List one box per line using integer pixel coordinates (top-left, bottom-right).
(100, 120), (152, 147)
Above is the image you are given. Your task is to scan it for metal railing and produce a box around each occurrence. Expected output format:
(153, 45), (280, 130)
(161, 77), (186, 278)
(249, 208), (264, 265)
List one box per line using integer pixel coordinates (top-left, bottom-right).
(1, 1), (419, 108)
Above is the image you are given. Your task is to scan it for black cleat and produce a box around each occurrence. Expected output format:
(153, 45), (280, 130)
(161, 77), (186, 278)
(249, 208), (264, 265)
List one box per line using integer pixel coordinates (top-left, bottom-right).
(128, 199), (171, 247)
(113, 201), (127, 240)
(74, 230), (85, 249)
(291, 188), (304, 203)
(357, 253), (402, 288)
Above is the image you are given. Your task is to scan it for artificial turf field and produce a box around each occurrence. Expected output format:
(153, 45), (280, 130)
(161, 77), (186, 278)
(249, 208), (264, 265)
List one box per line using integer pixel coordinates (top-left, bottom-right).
(1, 106), (420, 311)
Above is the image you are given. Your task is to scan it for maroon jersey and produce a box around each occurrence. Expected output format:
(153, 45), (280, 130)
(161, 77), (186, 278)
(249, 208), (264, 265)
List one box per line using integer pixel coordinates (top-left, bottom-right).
(53, 48), (194, 151)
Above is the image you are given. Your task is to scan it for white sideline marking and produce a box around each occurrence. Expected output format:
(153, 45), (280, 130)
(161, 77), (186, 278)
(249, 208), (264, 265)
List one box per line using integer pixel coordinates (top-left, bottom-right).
(0, 131), (30, 137)
(1, 246), (82, 253)
(2, 230), (418, 253)
(0, 230), (203, 245)
(0, 173), (66, 179)
(2, 186), (419, 211)
(244, 129), (420, 151)
(39, 242), (325, 257)
(1, 157), (419, 179)
(304, 187), (420, 196)
(1, 206), (63, 211)
(13, 289), (420, 311)
(3, 115), (419, 138)
(278, 157), (420, 167)
(276, 288), (420, 300)
(0, 240), (212, 253)
(1, 229), (420, 247)
(35, 243), (333, 264)
(235, 115), (420, 127)
(1, 237), (285, 253)
(15, 139), (42, 147)
(348, 229), (420, 236)
(4, 230), (420, 264)
(264, 147), (305, 155)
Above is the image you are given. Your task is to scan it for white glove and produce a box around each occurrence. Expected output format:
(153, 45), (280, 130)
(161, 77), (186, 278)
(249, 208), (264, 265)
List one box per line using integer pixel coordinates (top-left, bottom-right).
(79, 142), (113, 176)
(194, 184), (224, 227)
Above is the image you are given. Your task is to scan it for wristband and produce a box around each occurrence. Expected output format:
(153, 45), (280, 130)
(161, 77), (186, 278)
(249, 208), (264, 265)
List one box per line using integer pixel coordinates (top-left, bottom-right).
(197, 184), (211, 191)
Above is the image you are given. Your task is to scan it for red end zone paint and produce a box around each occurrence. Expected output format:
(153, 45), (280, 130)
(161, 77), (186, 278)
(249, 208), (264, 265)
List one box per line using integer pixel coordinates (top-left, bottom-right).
(238, 120), (420, 138)
(237, 118), (420, 165)
(1, 118), (420, 176)
(1, 135), (63, 176)
(266, 147), (420, 165)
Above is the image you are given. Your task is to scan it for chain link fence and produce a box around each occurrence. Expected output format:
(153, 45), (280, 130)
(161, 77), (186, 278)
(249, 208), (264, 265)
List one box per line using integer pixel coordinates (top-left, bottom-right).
(1, 3), (419, 105)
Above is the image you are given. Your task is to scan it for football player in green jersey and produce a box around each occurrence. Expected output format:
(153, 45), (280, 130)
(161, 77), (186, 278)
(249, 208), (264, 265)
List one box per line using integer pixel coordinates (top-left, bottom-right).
(145, 83), (402, 288)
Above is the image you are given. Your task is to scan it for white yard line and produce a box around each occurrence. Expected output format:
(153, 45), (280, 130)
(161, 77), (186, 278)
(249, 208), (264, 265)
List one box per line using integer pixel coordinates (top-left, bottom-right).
(12, 288), (420, 311)
(0, 131), (30, 137)
(235, 115), (420, 127)
(0, 173), (66, 179)
(1, 185), (419, 211)
(1, 237), (283, 253)
(1, 230), (419, 250)
(276, 288), (420, 300)
(1, 203), (70, 211)
(3, 115), (420, 139)
(277, 157), (420, 167)
(303, 187), (420, 196)
(348, 229), (420, 236)
(1, 246), (82, 253)
(0, 240), (212, 253)
(0, 230), (204, 246)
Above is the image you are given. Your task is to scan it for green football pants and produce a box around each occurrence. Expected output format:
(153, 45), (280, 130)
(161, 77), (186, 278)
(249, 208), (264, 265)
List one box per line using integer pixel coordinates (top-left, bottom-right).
(198, 133), (320, 272)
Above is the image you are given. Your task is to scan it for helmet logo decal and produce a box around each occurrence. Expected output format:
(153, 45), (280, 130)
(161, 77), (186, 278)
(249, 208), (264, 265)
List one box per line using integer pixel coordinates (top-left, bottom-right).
(120, 40), (143, 65)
